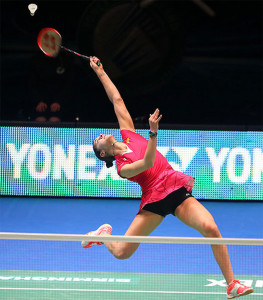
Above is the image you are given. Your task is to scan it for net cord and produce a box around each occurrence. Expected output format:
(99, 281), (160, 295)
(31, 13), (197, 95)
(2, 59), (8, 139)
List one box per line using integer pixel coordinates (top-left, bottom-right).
(0, 232), (262, 245)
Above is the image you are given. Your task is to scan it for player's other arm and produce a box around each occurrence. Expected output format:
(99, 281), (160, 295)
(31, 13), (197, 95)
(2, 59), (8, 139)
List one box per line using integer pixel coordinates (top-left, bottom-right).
(120, 109), (162, 178)
(90, 57), (135, 132)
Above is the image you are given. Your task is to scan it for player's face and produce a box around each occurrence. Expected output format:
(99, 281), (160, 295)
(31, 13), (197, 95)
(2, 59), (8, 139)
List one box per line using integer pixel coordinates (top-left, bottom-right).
(93, 134), (115, 150)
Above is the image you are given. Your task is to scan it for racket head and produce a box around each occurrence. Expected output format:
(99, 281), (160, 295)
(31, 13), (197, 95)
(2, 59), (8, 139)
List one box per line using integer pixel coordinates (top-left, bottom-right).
(37, 28), (62, 57)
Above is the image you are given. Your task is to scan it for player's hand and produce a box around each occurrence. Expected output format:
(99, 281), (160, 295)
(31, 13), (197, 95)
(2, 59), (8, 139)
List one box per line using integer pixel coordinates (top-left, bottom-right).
(90, 56), (102, 71)
(36, 102), (47, 112)
(149, 108), (162, 133)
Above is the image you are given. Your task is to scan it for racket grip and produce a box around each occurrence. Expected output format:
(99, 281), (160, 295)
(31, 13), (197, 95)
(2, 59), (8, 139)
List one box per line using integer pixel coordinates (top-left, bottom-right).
(86, 56), (101, 66)
(89, 57), (101, 66)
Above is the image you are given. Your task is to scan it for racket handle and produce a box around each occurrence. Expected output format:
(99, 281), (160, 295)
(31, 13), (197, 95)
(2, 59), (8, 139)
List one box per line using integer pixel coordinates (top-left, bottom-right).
(81, 55), (101, 66)
(59, 45), (101, 65)
(82, 56), (101, 66)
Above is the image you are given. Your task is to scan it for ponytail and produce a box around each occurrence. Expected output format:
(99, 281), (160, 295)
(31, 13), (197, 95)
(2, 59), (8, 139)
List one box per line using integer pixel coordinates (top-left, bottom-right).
(105, 159), (114, 168)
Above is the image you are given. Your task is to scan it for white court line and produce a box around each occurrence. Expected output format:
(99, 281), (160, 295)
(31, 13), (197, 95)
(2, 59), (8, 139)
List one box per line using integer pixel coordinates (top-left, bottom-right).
(0, 288), (262, 296)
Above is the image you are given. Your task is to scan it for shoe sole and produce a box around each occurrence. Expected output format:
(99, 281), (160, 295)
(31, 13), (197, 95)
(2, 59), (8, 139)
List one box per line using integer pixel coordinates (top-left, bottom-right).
(227, 288), (254, 299)
(82, 241), (102, 249)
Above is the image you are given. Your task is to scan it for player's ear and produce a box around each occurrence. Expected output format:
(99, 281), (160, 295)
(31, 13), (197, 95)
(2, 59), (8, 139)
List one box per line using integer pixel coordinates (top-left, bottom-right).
(100, 150), (106, 158)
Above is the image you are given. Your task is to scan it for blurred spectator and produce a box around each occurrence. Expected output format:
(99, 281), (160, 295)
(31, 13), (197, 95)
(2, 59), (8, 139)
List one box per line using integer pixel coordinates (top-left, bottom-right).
(27, 51), (75, 122)
(34, 101), (61, 122)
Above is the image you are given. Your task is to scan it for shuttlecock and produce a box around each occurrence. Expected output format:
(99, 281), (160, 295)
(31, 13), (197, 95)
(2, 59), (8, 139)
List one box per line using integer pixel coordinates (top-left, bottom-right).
(28, 3), (38, 16)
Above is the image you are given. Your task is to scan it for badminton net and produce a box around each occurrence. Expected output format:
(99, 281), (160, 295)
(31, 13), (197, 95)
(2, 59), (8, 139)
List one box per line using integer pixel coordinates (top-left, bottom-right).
(0, 233), (262, 300)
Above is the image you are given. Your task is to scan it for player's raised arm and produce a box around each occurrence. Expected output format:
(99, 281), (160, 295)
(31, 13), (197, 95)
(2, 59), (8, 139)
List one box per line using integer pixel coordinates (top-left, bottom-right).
(90, 57), (135, 132)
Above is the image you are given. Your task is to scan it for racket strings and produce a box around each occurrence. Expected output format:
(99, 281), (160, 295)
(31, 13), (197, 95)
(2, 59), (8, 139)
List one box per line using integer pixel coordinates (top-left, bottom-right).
(38, 28), (99, 63)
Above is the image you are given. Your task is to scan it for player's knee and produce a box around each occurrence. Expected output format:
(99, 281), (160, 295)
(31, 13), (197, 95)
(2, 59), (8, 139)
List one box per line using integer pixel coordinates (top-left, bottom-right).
(201, 222), (221, 238)
(114, 251), (132, 260)
(113, 246), (134, 260)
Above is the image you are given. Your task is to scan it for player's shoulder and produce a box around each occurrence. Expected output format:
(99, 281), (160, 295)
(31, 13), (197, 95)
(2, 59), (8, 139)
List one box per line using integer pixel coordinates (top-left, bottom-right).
(121, 129), (147, 141)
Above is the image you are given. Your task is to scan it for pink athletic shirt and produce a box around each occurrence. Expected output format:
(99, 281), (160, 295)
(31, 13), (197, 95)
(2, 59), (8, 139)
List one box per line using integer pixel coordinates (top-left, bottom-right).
(115, 130), (195, 212)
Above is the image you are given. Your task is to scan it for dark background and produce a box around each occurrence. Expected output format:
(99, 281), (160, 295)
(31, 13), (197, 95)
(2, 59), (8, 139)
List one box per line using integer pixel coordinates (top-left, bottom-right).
(0, 0), (262, 126)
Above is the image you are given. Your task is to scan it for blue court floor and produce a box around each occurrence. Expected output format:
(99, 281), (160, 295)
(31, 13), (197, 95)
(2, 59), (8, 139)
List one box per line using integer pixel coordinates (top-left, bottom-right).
(0, 197), (263, 300)
(0, 197), (263, 238)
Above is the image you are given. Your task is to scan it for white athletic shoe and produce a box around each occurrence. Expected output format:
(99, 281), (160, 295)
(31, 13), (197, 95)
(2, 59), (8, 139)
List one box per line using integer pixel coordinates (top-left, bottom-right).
(226, 280), (254, 298)
(81, 224), (112, 249)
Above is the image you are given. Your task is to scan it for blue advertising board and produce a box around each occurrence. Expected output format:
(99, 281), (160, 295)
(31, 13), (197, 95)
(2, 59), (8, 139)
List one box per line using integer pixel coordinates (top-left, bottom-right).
(0, 125), (262, 200)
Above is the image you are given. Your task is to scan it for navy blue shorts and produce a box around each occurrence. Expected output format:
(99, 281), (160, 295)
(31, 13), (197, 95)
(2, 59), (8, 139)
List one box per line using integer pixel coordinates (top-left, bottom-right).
(142, 187), (193, 217)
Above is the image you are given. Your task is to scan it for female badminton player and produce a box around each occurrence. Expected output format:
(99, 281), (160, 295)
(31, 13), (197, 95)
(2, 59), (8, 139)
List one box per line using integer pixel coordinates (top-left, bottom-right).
(82, 56), (253, 299)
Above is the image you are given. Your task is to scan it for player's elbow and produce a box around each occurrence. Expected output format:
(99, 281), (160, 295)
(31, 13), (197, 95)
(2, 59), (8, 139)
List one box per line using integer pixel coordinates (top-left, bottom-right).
(113, 96), (123, 105)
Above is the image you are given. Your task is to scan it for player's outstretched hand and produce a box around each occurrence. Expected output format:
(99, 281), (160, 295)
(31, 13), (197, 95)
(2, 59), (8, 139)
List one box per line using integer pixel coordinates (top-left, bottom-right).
(149, 108), (162, 133)
(90, 56), (103, 72)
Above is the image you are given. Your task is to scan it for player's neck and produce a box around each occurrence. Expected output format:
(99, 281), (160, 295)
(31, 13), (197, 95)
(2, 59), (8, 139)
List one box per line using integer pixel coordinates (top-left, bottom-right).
(112, 141), (127, 156)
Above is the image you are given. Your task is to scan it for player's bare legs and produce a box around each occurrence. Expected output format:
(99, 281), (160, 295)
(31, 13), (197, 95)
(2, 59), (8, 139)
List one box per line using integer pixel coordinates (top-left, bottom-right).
(175, 197), (234, 284)
(104, 210), (163, 259)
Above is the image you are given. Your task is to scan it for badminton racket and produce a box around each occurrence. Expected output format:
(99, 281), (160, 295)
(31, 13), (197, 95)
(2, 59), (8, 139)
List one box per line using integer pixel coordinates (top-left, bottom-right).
(37, 28), (101, 65)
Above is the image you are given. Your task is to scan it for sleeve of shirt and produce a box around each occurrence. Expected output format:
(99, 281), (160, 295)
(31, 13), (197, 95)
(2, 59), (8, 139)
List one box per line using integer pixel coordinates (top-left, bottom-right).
(117, 129), (146, 177)
(116, 156), (132, 177)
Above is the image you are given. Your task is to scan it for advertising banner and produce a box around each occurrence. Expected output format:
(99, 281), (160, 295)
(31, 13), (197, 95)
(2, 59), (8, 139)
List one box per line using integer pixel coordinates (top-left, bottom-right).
(1, 126), (262, 200)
